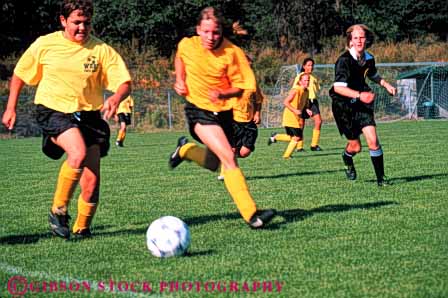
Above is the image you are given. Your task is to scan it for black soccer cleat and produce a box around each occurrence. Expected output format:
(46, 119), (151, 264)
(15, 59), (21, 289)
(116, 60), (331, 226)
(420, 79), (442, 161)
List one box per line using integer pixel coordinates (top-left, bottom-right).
(377, 176), (392, 187)
(310, 146), (322, 151)
(169, 136), (188, 169)
(73, 228), (92, 239)
(248, 209), (277, 229)
(296, 148), (305, 152)
(267, 132), (277, 146)
(49, 210), (71, 239)
(115, 140), (124, 147)
(344, 165), (357, 181)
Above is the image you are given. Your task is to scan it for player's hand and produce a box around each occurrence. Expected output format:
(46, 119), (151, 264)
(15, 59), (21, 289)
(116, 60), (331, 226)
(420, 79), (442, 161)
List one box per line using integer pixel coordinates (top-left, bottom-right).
(102, 94), (120, 120)
(360, 92), (375, 104)
(174, 80), (188, 96)
(306, 109), (313, 117)
(1, 108), (16, 130)
(383, 82), (397, 96)
(209, 90), (221, 104)
(253, 113), (260, 124)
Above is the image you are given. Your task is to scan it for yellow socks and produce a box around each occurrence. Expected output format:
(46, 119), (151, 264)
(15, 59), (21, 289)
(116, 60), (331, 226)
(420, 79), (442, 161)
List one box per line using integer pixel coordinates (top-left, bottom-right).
(72, 195), (98, 233)
(116, 130), (126, 142)
(275, 134), (291, 142)
(311, 129), (321, 147)
(180, 142), (205, 164)
(180, 143), (219, 171)
(51, 161), (82, 215)
(296, 140), (304, 150)
(283, 140), (298, 159)
(223, 168), (257, 222)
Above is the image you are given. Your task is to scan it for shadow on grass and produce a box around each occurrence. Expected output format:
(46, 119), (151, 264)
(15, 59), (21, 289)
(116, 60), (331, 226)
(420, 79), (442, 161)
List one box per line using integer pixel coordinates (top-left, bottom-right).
(1, 201), (398, 244)
(272, 200), (398, 229)
(247, 169), (341, 180)
(0, 225), (112, 245)
(367, 173), (448, 184)
(184, 200), (397, 230)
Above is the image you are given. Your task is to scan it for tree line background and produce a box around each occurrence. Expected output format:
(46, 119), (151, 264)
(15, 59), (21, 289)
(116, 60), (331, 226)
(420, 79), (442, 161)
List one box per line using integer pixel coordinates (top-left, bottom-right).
(1, 0), (447, 134)
(1, 0), (447, 59)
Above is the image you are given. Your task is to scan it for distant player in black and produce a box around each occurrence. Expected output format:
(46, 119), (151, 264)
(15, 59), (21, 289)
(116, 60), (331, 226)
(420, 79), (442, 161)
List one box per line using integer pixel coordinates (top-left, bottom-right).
(329, 24), (396, 186)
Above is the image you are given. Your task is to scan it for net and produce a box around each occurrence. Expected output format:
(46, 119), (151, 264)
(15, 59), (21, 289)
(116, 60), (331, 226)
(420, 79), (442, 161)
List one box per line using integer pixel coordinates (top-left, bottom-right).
(262, 62), (448, 128)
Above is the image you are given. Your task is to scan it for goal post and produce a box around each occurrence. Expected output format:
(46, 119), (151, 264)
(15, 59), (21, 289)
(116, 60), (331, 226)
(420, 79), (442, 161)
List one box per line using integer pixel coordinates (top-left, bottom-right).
(262, 62), (448, 128)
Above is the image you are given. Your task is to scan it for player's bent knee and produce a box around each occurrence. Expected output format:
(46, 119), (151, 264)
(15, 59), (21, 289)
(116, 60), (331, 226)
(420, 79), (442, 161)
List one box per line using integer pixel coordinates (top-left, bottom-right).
(204, 150), (220, 172)
(238, 148), (252, 158)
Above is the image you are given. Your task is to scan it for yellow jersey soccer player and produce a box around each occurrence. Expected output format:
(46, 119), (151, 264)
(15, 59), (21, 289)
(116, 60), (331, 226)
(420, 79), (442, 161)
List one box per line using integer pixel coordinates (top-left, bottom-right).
(2, 0), (131, 239)
(115, 96), (134, 147)
(170, 7), (276, 229)
(268, 73), (311, 159)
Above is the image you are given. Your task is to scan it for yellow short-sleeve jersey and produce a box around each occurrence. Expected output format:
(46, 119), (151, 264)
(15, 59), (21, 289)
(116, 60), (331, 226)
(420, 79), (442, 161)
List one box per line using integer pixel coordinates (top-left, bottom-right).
(176, 36), (251, 112)
(117, 96), (134, 114)
(282, 86), (308, 128)
(233, 86), (265, 123)
(292, 73), (320, 101)
(230, 45), (260, 122)
(14, 31), (131, 113)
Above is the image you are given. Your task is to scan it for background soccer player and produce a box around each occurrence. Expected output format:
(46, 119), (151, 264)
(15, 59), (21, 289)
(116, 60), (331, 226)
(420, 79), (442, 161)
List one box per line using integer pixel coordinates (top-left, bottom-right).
(170, 6), (276, 228)
(292, 58), (323, 152)
(115, 95), (134, 147)
(2, 0), (131, 239)
(329, 24), (396, 186)
(216, 52), (265, 180)
(268, 73), (312, 159)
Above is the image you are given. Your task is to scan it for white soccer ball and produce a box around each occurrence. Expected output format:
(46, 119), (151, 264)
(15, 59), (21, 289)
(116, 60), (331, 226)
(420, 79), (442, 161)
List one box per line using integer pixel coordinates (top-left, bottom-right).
(146, 216), (191, 258)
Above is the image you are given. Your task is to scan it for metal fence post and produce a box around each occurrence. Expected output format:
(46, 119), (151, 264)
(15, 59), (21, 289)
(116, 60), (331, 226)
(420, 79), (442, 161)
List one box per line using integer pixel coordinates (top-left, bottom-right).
(167, 90), (172, 130)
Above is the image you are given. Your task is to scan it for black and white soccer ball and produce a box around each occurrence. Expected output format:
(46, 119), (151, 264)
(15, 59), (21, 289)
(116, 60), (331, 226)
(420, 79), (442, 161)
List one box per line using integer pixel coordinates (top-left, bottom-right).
(146, 216), (191, 258)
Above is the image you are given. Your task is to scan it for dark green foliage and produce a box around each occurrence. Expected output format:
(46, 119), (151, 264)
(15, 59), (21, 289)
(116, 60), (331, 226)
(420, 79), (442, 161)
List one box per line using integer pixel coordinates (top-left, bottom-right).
(1, 121), (448, 297)
(1, 0), (447, 57)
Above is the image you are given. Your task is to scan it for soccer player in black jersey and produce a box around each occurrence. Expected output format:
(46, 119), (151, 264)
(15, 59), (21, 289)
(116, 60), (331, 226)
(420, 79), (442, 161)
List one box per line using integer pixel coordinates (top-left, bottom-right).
(329, 24), (396, 186)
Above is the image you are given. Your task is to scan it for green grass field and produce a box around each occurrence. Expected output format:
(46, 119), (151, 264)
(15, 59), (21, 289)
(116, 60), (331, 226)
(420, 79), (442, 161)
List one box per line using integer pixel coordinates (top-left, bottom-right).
(1, 121), (447, 298)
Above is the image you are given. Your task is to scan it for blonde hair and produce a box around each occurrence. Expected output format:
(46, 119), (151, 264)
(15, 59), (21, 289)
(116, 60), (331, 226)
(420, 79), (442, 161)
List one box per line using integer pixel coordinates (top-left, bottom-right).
(346, 24), (374, 49)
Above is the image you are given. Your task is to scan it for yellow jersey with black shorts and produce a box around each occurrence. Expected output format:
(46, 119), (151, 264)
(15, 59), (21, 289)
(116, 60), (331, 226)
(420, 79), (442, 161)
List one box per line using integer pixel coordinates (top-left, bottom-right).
(14, 31), (131, 159)
(293, 72), (320, 119)
(230, 45), (262, 153)
(117, 96), (134, 125)
(282, 85), (308, 137)
(176, 36), (253, 143)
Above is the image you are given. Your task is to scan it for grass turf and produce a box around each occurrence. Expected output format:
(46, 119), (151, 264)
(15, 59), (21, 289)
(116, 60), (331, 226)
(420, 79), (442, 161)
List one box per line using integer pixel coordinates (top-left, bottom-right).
(0, 120), (447, 297)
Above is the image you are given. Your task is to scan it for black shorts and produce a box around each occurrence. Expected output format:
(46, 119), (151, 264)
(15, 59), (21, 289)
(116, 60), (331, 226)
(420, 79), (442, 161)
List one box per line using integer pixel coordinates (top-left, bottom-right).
(184, 102), (234, 146)
(332, 99), (376, 140)
(301, 99), (320, 119)
(35, 105), (110, 160)
(284, 126), (303, 138)
(232, 121), (258, 153)
(117, 113), (131, 125)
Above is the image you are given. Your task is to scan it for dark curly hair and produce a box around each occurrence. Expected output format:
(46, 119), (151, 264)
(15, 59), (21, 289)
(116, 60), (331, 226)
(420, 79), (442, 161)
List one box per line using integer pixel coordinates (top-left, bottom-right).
(60, 0), (93, 19)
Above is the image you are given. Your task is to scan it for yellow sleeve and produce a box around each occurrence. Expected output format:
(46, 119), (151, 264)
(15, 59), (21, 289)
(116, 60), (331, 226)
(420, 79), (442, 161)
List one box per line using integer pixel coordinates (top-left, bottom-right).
(226, 51), (247, 90)
(233, 46), (256, 91)
(14, 38), (43, 86)
(101, 45), (132, 92)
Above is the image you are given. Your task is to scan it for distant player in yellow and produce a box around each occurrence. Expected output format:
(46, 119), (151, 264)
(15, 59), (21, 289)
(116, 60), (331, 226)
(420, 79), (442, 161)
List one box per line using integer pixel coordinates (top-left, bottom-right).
(268, 73), (311, 159)
(115, 96), (134, 147)
(217, 52), (264, 180)
(292, 58), (323, 151)
(2, 0), (131, 239)
(170, 6), (276, 229)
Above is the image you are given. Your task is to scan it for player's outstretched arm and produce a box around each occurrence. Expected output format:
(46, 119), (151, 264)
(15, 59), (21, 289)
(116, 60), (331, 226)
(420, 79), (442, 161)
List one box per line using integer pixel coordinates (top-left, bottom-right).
(380, 79), (396, 96)
(102, 81), (131, 120)
(283, 89), (300, 115)
(2, 74), (25, 130)
(174, 56), (188, 96)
